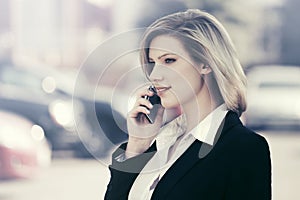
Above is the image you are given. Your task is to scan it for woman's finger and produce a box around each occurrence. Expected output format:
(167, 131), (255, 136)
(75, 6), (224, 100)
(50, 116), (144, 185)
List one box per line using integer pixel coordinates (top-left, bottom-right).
(128, 106), (150, 118)
(134, 97), (153, 110)
(135, 86), (154, 98)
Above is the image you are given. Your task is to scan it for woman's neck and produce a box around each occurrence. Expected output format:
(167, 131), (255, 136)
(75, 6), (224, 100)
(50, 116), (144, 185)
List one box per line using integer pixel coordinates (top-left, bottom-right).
(163, 106), (182, 125)
(182, 85), (221, 133)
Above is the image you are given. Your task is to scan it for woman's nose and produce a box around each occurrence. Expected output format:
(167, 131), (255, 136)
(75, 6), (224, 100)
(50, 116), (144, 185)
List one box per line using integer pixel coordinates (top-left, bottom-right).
(150, 73), (164, 82)
(149, 64), (164, 82)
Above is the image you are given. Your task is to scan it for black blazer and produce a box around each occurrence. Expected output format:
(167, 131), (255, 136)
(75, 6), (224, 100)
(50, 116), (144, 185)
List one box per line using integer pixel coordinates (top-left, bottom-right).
(105, 111), (272, 200)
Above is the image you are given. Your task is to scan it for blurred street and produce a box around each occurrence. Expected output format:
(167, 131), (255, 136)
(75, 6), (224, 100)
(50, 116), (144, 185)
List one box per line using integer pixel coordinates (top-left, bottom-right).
(0, 158), (110, 200)
(0, 129), (299, 200)
(262, 130), (300, 200)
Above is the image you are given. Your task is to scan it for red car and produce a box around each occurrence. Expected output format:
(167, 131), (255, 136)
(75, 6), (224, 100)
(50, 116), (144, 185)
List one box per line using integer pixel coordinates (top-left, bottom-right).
(0, 110), (51, 179)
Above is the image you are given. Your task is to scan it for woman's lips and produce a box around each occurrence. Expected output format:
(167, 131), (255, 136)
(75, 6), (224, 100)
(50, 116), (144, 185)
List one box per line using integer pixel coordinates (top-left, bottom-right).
(155, 86), (171, 93)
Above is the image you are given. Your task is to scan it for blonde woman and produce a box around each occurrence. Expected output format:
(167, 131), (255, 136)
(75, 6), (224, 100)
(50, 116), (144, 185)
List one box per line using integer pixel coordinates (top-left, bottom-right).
(105, 9), (271, 200)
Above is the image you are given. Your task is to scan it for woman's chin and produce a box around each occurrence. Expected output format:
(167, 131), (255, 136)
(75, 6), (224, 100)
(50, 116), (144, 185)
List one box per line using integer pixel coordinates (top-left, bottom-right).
(161, 99), (181, 110)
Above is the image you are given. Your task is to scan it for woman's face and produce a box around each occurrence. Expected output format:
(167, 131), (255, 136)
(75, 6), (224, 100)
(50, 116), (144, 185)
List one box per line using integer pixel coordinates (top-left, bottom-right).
(147, 35), (205, 109)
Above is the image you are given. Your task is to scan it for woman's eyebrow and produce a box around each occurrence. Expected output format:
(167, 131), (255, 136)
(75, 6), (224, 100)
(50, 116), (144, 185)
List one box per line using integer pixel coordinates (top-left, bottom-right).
(149, 53), (177, 61)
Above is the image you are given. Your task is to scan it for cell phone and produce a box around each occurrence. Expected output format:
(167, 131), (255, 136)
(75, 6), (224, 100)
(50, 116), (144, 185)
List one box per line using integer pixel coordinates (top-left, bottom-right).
(143, 85), (161, 124)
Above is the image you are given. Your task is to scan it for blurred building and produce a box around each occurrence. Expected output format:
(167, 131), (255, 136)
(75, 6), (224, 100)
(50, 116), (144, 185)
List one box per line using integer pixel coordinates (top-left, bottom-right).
(3, 0), (111, 69)
(280, 0), (300, 66)
(0, 0), (290, 71)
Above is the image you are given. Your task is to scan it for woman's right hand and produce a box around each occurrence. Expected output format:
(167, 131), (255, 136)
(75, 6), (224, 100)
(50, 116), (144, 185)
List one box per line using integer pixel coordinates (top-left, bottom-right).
(126, 86), (164, 158)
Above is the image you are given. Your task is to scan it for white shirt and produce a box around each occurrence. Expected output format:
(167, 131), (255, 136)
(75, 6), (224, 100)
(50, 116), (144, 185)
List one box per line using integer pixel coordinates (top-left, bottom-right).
(128, 104), (228, 200)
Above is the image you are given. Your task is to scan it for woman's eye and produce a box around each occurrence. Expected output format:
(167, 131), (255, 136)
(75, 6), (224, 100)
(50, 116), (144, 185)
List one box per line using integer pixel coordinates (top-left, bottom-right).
(165, 58), (176, 64)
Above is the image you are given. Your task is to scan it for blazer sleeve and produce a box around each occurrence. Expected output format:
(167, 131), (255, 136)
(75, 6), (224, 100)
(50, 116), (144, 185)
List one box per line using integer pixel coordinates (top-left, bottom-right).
(104, 142), (157, 200)
(225, 133), (272, 200)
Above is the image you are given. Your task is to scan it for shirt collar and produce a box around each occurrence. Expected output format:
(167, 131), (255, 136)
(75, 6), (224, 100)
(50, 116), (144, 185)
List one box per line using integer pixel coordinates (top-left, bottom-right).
(189, 103), (228, 145)
(155, 114), (186, 151)
(155, 104), (228, 150)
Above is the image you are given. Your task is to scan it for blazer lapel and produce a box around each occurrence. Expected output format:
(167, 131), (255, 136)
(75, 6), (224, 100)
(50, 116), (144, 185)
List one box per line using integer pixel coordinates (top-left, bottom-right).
(151, 111), (242, 199)
(151, 140), (203, 199)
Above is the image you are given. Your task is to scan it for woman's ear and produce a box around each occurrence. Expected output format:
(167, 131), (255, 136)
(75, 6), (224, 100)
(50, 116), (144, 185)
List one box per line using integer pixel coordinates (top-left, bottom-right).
(198, 64), (212, 75)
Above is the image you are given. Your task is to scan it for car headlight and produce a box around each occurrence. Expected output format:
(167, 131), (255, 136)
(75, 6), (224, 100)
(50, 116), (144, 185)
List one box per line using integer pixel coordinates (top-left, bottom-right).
(30, 125), (45, 141)
(42, 76), (56, 94)
(49, 100), (75, 129)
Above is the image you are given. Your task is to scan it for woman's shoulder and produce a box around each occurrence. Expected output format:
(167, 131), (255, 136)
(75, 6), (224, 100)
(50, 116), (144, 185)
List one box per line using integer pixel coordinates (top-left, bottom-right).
(222, 122), (270, 160)
(222, 111), (269, 149)
(233, 124), (268, 147)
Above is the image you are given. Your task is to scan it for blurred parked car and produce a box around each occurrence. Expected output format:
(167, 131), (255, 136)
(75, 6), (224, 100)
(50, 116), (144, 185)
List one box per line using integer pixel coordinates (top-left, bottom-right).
(243, 65), (300, 129)
(0, 110), (51, 179)
(0, 64), (128, 158)
(75, 85), (128, 158)
(0, 64), (89, 154)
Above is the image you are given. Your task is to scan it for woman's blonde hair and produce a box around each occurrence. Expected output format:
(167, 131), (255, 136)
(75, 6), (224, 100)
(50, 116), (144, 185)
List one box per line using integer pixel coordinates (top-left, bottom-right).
(140, 9), (247, 116)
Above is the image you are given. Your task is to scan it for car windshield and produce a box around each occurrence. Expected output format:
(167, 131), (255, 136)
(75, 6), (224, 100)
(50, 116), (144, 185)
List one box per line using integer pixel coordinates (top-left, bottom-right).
(0, 67), (42, 91)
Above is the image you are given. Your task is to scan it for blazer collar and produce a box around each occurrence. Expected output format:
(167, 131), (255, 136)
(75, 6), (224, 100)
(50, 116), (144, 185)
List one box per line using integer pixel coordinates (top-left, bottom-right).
(151, 111), (242, 199)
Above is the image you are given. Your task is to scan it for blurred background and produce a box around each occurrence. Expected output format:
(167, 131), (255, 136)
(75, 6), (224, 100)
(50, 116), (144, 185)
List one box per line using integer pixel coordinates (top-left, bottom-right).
(0, 0), (299, 199)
